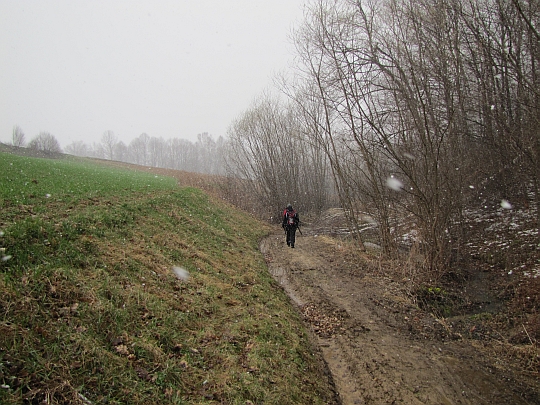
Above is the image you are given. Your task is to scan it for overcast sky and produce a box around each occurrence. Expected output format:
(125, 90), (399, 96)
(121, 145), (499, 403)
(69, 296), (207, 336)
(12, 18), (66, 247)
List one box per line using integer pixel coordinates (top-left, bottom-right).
(0, 1), (306, 148)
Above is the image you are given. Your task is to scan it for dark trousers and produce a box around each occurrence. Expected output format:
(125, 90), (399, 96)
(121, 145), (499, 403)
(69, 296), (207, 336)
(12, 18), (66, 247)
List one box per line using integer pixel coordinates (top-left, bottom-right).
(286, 225), (296, 247)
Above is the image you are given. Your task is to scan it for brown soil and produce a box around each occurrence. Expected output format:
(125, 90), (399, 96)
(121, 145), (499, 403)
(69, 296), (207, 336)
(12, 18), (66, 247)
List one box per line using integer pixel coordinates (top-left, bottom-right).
(260, 224), (539, 405)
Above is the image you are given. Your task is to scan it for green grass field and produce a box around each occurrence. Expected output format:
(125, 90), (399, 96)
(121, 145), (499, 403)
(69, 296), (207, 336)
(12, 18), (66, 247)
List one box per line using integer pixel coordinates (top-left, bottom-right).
(1, 154), (178, 204)
(0, 152), (333, 404)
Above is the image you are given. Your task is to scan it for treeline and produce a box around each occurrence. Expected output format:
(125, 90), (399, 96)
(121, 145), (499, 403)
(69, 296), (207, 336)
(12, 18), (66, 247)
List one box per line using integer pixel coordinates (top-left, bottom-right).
(227, 0), (540, 276)
(10, 127), (227, 176)
(9, 0), (539, 277)
(67, 131), (227, 176)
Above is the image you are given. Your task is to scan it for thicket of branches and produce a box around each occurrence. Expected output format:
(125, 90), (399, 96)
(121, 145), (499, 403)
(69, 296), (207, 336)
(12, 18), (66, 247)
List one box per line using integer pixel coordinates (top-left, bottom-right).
(225, 94), (333, 221)
(226, 0), (539, 277)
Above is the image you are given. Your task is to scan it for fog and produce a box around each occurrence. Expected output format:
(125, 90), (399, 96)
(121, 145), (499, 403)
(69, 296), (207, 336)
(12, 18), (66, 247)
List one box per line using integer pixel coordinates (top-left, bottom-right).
(0, 0), (306, 148)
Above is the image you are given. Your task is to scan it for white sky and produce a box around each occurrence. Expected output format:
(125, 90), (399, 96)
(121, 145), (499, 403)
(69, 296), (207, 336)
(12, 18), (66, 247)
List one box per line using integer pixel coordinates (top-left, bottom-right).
(0, 1), (306, 148)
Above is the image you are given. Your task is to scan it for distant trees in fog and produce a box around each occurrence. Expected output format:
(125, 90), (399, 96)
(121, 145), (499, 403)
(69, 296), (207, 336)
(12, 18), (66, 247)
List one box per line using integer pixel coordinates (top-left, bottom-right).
(6, 125), (226, 177)
(7, 128), (62, 154)
(64, 131), (227, 175)
(63, 141), (89, 156)
(12, 126), (25, 147)
(101, 130), (118, 160)
(28, 131), (62, 154)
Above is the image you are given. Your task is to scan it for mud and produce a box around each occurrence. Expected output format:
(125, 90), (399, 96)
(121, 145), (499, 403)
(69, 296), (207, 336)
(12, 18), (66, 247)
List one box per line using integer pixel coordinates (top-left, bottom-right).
(261, 227), (535, 405)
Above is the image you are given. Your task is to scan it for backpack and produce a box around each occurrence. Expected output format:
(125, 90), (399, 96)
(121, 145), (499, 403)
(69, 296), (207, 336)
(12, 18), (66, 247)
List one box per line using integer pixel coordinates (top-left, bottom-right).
(285, 209), (297, 226)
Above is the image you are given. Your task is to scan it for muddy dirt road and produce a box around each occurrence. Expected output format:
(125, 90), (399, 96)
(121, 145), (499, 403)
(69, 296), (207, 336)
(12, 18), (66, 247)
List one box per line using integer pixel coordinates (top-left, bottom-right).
(261, 225), (535, 405)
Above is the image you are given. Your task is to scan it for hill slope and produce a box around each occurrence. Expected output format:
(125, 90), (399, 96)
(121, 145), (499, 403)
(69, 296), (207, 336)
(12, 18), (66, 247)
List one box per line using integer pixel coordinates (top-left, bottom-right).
(0, 151), (336, 404)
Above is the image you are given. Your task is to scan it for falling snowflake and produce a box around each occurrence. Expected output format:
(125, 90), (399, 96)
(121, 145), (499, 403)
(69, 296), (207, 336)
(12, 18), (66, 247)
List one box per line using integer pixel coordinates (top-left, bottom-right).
(386, 177), (403, 191)
(172, 266), (190, 281)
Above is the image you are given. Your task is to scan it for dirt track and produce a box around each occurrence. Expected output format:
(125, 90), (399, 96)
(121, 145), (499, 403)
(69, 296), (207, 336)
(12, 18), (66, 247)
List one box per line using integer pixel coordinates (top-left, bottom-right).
(260, 226), (533, 405)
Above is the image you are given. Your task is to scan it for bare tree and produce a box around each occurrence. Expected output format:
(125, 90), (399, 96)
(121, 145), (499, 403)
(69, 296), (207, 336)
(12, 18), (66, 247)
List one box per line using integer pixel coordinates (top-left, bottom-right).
(64, 141), (90, 156)
(290, 0), (491, 271)
(148, 136), (166, 167)
(114, 141), (128, 162)
(195, 133), (215, 174)
(226, 93), (331, 219)
(101, 130), (118, 160)
(28, 132), (62, 153)
(12, 125), (26, 147)
(167, 138), (194, 170)
(461, 0), (540, 228)
(213, 136), (228, 175)
(227, 95), (289, 215)
(128, 133), (150, 165)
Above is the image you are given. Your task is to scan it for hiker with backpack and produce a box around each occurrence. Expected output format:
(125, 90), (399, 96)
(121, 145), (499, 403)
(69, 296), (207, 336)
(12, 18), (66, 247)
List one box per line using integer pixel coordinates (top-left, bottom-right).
(282, 204), (299, 248)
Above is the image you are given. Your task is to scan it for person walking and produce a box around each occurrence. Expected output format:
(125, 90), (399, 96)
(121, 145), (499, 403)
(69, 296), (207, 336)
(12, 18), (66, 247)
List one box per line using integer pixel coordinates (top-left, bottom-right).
(282, 204), (299, 248)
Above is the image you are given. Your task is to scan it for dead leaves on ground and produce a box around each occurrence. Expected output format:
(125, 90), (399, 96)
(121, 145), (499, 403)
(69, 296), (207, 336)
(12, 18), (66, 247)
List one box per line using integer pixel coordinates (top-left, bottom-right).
(301, 303), (347, 338)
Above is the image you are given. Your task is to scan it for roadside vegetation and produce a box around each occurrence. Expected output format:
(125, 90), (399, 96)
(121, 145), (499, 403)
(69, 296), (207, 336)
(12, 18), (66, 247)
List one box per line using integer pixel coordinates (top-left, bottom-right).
(0, 151), (334, 404)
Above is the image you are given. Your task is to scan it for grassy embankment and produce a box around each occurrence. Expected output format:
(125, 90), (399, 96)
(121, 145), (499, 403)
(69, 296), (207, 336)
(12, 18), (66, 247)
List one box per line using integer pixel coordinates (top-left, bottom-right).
(0, 153), (333, 404)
